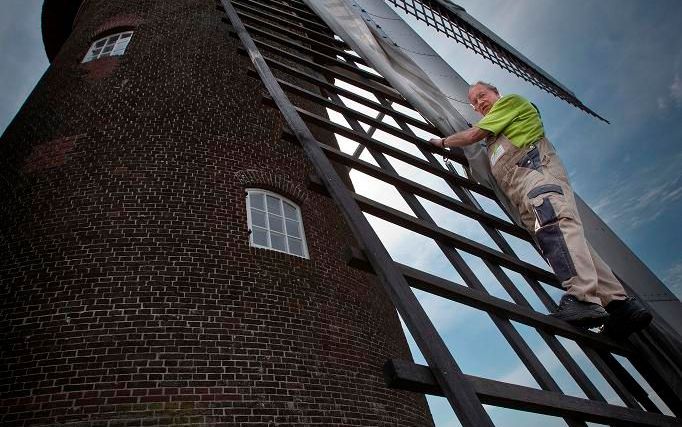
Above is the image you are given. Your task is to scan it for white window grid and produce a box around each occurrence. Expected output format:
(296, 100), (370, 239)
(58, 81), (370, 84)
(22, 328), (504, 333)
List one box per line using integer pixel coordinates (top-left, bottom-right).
(246, 189), (309, 258)
(82, 31), (133, 63)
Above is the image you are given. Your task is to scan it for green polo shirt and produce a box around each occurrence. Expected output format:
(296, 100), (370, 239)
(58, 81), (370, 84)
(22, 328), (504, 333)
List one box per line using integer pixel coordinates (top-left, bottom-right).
(476, 94), (544, 148)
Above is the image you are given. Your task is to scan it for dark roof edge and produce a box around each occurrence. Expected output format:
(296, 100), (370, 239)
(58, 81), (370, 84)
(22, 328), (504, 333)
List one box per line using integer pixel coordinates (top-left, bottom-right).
(42, 0), (84, 62)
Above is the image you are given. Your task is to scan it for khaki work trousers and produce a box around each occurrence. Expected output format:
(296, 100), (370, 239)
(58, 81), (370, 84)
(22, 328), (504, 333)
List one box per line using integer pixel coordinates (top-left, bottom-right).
(487, 135), (627, 306)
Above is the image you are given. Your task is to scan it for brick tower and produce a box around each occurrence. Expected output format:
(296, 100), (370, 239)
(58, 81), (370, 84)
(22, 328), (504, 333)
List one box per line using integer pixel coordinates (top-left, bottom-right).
(0, 0), (432, 425)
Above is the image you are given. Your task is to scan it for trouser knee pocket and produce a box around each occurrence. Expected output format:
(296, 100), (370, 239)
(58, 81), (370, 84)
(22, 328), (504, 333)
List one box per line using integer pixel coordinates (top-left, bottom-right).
(528, 184), (578, 282)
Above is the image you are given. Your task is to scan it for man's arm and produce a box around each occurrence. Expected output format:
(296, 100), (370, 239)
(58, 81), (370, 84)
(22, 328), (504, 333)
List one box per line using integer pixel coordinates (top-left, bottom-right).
(429, 126), (490, 148)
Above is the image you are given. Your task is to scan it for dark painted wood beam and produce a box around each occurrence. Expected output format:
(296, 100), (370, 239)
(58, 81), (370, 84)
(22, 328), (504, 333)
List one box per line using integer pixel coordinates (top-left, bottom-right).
(384, 360), (681, 427)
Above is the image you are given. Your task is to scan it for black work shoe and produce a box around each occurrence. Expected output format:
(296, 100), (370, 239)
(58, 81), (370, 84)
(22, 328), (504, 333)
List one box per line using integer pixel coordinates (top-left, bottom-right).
(549, 295), (609, 328)
(602, 297), (653, 339)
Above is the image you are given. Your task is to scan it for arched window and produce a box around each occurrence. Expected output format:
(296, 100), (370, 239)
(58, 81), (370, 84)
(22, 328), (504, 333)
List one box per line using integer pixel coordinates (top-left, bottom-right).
(82, 31), (133, 63)
(246, 189), (308, 258)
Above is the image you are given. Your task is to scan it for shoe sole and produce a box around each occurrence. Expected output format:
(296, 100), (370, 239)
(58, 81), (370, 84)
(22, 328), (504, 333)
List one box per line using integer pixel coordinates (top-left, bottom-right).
(550, 311), (609, 329)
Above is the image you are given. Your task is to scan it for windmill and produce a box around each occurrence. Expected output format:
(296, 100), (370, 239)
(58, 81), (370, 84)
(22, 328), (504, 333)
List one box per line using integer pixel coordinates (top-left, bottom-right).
(1, 0), (680, 425)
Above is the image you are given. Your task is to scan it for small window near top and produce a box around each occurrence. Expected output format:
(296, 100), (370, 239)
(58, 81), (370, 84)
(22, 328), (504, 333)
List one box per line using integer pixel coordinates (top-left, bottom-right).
(246, 189), (308, 258)
(82, 31), (133, 63)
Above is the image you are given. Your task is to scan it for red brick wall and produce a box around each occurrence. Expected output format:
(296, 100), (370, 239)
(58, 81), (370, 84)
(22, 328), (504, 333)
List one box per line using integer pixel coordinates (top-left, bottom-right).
(0, 0), (433, 425)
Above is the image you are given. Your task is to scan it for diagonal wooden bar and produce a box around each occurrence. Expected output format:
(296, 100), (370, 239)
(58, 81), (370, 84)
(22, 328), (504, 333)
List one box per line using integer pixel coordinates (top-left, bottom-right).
(278, 104), (483, 187)
(220, 0), (496, 425)
(352, 192), (559, 285)
(237, 45), (408, 105)
(342, 247), (630, 356)
(628, 332), (682, 416)
(318, 143), (530, 240)
(385, 359), (681, 427)
(276, 79), (438, 152)
(398, 262), (632, 355)
(246, 66), (439, 133)
(245, 27), (392, 87)
(598, 351), (661, 412)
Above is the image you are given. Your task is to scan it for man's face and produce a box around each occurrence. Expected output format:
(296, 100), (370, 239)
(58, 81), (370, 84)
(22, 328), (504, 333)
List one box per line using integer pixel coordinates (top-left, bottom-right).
(468, 84), (500, 115)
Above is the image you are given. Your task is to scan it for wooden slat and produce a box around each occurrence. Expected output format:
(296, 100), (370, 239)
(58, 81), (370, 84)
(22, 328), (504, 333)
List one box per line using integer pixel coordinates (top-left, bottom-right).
(276, 79), (445, 157)
(385, 360), (681, 427)
(352, 192), (559, 284)
(287, 105), (489, 191)
(233, 0), (330, 32)
(241, 46), (408, 105)
(319, 143), (531, 240)
(399, 262), (631, 355)
(247, 30), (392, 87)
(343, 246), (630, 356)
(247, 66), (438, 134)
(241, 19), (368, 66)
(229, 1), (345, 48)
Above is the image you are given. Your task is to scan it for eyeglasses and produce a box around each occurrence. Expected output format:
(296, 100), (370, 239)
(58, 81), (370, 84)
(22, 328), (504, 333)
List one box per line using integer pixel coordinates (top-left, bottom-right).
(469, 91), (488, 111)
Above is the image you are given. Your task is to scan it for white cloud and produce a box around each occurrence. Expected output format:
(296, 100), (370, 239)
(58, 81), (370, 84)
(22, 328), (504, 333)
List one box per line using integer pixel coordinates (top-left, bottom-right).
(657, 96), (668, 110)
(670, 73), (682, 104)
(657, 49), (682, 111)
(663, 261), (682, 299)
(658, 73), (682, 111)
(592, 152), (682, 231)
(499, 357), (541, 388)
(415, 291), (477, 334)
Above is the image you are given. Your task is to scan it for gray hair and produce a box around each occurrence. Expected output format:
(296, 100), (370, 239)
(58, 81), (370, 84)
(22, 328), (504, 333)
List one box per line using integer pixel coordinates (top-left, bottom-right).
(469, 81), (499, 94)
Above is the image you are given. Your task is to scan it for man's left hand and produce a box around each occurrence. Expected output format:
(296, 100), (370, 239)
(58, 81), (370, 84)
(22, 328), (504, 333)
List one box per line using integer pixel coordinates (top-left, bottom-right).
(429, 137), (444, 148)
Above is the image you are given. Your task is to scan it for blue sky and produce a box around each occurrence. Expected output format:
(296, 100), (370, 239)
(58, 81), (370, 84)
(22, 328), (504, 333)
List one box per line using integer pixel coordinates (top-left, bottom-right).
(1, 1), (680, 426)
(0, 1), (46, 136)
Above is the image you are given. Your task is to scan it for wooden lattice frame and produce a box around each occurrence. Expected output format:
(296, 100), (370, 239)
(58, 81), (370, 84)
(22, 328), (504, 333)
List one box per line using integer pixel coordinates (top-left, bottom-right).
(217, 0), (682, 425)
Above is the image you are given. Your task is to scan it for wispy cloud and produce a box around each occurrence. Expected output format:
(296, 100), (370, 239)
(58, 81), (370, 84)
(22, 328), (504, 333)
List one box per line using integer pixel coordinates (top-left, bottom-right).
(663, 261), (682, 299)
(498, 357), (540, 388)
(416, 291), (478, 335)
(658, 50), (682, 110)
(658, 73), (682, 110)
(669, 73), (682, 104)
(592, 152), (682, 231)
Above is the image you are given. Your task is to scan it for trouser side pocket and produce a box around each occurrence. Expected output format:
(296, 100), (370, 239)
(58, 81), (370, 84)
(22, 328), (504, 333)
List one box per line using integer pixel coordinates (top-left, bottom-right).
(528, 185), (577, 282)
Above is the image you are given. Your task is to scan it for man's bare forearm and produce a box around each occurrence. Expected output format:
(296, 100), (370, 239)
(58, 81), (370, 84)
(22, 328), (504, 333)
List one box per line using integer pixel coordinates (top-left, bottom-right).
(443, 127), (490, 147)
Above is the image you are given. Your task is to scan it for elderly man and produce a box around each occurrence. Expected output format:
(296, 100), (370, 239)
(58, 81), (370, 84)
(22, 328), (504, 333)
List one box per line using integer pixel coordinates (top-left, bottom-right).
(430, 82), (651, 337)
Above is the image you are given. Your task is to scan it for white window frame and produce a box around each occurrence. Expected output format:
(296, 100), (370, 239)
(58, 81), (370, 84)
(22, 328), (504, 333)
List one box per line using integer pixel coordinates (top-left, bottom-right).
(246, 189), (309, 259)
(82, 31), (134, 63)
